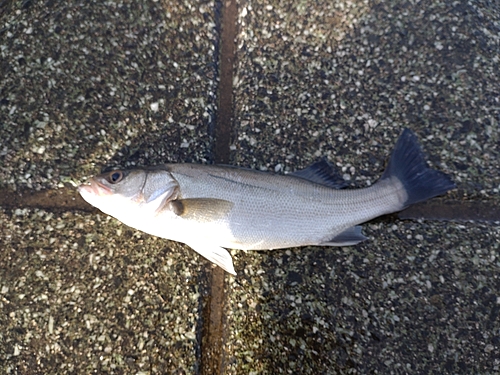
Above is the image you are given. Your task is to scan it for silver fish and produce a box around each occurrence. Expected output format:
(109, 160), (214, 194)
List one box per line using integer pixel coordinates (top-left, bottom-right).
(78, 129), (455, 274)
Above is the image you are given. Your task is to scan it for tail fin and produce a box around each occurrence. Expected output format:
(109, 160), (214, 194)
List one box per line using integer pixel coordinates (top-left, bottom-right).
(381, 128), (455, 207)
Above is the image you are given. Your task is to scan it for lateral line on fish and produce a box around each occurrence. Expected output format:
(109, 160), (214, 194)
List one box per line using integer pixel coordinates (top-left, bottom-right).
(207, 172), (276, 191)
(77, 128), (456, 275)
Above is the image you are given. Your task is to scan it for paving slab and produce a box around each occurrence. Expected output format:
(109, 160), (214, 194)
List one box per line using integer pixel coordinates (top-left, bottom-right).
(0, 0), (219, 373)
(0, 208), (204, 374)
(226, 221), (500, 374)
(231, 0), (499, 200)
(0, 0), (218, 191)
(226, 0), (500, 373)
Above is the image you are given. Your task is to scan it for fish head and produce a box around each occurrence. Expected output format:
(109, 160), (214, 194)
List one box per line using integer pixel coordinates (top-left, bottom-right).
(78, 168), (179, 219)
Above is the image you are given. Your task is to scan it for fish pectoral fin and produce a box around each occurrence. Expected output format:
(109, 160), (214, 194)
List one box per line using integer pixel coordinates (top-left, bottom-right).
(168, 198), (234, 222)
(187, 242), (236, 275)
(290, 158), (348, 189)
(320, 226), (367, 246)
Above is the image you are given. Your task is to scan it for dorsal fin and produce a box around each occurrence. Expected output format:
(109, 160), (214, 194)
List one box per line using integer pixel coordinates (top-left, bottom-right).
(290, 158), (348, 189)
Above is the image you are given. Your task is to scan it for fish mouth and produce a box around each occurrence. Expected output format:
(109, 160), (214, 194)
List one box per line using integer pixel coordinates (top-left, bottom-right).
(78, 178), (112, 197)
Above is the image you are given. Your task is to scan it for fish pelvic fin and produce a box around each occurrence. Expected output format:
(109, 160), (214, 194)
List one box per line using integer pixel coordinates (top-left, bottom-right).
(186, 242), (236, 275)
(381, 128), (456, 208)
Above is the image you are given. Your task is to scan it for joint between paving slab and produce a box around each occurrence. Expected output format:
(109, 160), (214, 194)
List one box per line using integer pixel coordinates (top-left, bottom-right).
(199, 0), (237, 374)
(212, 0), (237, 166)
(0, 190), (498, 224)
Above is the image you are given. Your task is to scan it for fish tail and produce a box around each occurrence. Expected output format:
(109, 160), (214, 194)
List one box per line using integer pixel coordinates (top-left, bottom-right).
(381, 128), (455, 207)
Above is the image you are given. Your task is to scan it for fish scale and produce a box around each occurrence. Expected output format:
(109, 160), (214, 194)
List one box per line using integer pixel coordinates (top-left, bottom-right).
(78, 129), (455, 275)
(168, 165), (404, 250)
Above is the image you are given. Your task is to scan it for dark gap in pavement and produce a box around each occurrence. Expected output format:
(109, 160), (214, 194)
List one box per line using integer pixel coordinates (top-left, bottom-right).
(0, 189), (496, 223)
(0, 188), (97, 213)
(0, 188), (500, 224)
(0, 190), (498, 223)
(200, 0), (237, 374)
(398, 200), (500, 223)
(212, 1), (236, 166)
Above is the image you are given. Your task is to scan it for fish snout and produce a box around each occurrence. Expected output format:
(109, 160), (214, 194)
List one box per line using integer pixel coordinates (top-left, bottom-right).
(78, 178), (112, 197)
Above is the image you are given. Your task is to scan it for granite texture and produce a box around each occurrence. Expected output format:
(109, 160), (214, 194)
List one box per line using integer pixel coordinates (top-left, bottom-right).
(225, 222), (500, 374)
(1, 0), (218, 373)
(225, 0), (500, 373)
(0, 208), (204, 374)
(0, 0), (219, 191)
(232, 0), (499, 201)
(1, 0), (499, 374)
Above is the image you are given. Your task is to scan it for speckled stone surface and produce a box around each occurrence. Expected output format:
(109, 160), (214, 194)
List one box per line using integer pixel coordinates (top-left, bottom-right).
(231, 0), (499, 201)
(0, 209), (204, 373)
(225, 0), (500, 373)
(1, 0), (500, 374)
(0, 0), (218, 190)
(225, 222), (500, 374)
(0, 0), (218, 373)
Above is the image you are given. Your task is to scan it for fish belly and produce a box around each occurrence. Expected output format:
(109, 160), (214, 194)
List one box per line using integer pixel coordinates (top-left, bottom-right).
(169, 165), (405, 251)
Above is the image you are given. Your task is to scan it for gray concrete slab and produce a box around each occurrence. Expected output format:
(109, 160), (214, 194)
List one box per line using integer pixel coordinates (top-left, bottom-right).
(0, 0), (219, 373)
(231, 0), (499, 200)
(0, 208), (204, 373)
(226, 0), (500, 373)
(0, 0), (218, 191)
(225, 222), (499, 373)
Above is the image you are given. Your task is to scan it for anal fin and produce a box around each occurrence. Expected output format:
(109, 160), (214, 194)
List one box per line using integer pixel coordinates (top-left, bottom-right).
(186, 242), (236, 275)
(321, 226), (367, 246)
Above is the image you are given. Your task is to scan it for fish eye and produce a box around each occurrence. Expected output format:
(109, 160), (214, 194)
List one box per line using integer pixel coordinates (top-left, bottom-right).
(107, 171), (123, 184)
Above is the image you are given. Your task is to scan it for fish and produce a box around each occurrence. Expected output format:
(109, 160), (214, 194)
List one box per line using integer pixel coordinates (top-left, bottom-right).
(78, 128), (455, 275)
